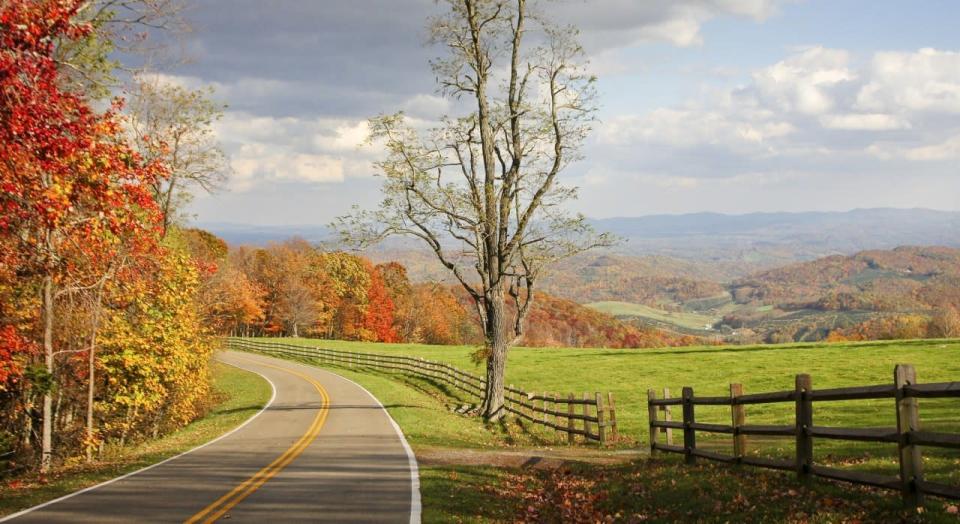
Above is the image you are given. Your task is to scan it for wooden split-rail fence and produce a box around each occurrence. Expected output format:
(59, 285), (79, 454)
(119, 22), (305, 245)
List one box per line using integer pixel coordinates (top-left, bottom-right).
(227, 337), (618, 445)
(647, 364), (960, 507)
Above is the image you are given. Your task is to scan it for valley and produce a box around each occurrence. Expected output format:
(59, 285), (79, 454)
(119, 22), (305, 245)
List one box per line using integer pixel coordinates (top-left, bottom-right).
(202, 209), (960, 346)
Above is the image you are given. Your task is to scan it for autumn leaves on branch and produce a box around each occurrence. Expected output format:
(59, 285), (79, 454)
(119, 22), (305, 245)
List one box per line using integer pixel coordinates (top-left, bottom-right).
(0, 0), (221, 472)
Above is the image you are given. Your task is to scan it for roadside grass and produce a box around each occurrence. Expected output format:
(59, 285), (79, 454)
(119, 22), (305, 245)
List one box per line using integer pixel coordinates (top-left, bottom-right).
(0, 360), (271, 518)
(258, 337), (960, 486)
(419, 465), (523, 523)
(272, 355), (565, 450)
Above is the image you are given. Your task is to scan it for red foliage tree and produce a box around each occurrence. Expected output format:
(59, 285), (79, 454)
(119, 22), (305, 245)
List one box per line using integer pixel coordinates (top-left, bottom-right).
(0, 326), (36, 391)
(364, 264), (397, 343)
(0, 0), (163, 471)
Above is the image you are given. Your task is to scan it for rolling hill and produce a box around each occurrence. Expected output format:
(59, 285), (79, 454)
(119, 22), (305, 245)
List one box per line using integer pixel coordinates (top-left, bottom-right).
(196, 209), (960, 344)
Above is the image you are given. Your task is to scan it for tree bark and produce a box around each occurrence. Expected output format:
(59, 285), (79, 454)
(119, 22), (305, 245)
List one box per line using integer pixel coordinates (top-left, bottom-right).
(41, 273), (54, 473)
(480, 286), (508, 420)
(86, 284), (104, 462)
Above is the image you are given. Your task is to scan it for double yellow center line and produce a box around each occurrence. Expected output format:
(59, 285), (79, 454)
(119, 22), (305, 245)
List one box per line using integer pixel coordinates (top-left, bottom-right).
(185, 359), (330, 524)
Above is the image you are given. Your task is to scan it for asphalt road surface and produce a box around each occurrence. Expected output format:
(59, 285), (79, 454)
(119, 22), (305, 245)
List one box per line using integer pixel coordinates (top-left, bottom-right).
(3, 350), (420, 523)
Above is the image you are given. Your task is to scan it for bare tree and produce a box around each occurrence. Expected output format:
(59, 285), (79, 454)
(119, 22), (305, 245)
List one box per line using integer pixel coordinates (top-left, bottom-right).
(276, 276), (319, 338)
(128, 76), (229, 234)
(56, 0), (191, 97)
(339, 0), (612, 420)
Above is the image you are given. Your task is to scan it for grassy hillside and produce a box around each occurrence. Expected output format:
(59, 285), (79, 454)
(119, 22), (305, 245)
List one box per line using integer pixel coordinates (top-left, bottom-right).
(260, 337), (959, 433)
(586, 301), (719, 331)
(256, 337), (960, 487)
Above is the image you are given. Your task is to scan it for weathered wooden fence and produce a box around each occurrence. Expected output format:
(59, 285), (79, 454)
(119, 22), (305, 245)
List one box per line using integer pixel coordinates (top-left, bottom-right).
(227, 337), (618, 445)
(647, 364), (960, 507)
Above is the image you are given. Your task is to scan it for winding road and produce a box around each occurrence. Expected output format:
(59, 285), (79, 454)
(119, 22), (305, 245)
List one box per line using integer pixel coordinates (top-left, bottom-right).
(2, 351), (421, 523)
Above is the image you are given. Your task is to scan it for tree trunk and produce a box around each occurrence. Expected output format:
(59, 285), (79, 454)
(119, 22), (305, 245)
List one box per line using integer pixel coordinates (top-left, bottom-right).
(41, 274), (54, 473)
(480, 288), (509, 420)
(86, 285), (103, 462)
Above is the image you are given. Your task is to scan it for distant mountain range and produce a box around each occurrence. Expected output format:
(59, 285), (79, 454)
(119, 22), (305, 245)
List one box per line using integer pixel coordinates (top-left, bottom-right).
(197, 208), (959, 275)
(590, 208), (959, 269)
(190, 222), (334, 246)
(592, 208), (958, 240)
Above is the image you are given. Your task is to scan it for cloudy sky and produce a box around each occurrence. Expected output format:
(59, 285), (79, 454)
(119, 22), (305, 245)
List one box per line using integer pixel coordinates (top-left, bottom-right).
(166, 0), (960, 226)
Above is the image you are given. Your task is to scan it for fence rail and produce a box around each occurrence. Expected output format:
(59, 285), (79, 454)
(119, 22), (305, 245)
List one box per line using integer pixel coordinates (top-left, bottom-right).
(647, 364), (960, 507)
(227, 337), (618, 445)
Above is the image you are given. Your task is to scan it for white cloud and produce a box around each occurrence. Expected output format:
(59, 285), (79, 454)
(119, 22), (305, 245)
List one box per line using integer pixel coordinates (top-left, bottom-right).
(869, 134), (960, 162)
(198, 84), (461, 193)
(401, 94), (451, 118)
(819, 113), (910, 131)
(556, 0), (786, 50)
(213, 112), (375, 191)
(751, 46), (855, 115)
(312, 121), (370, 152)
(230, 145), (344, 190)
(599, 107), (794, 152)
(903, 135), (960, 161)
(856, 48), (960, 114)
(598, 46), (960, 169)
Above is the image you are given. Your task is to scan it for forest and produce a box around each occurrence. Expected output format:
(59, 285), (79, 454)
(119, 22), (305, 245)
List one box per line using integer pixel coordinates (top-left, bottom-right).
(209, 238), (700, 350)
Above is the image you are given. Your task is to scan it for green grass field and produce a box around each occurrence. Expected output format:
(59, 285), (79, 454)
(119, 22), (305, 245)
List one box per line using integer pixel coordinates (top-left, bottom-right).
(586, 301), (719, 330)
(0, 362), (272, 518)
(256, 337), (960, 488)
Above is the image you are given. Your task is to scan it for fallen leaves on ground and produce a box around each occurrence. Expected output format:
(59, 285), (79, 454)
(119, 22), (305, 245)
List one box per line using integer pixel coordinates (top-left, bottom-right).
(494, 458), (960, 523)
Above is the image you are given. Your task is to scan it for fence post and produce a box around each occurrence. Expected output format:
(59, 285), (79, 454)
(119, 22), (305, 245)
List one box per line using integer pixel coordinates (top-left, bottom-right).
(795, 374), (813, 479)
(582, 392), (592, 439)
(568, 393), (576, 445)
(663, 387), (674, 445)
(647, 389), (658, 452)
(607, 392), (619, 443)
(730, 383), (746, 461)
(542, 392), (548, 425)
(682, 386), (696, 465)
(596, 392), (606, 446)
(554, 393), (562, 437)
(895, 364), (924, 509)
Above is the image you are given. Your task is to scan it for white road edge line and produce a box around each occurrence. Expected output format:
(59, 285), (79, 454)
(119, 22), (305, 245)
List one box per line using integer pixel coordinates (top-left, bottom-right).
(0, 357), (277, 523)
(334, 372), (423, 524)
(253, 352), (423, 524)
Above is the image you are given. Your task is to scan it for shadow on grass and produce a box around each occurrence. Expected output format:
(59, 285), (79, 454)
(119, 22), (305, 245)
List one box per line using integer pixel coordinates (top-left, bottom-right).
(285, 355), (576, 448)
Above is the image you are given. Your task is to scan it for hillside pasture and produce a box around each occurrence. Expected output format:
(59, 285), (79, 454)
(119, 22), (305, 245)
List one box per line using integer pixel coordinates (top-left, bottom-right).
(251, 337), (960, 489)
(586, 301), (719, 331)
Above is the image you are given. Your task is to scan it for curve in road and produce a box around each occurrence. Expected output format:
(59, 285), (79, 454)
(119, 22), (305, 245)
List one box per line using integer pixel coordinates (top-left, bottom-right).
(2, 350), (421, 523)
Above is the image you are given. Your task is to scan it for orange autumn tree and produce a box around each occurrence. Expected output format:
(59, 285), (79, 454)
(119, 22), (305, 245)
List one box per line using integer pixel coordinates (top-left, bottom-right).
(0, 0), (167, 471)
(363, 263), (397, 342)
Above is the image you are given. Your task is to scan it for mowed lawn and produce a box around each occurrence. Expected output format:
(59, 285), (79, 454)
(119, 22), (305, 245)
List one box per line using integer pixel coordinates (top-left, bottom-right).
(255, 337), (960, 485)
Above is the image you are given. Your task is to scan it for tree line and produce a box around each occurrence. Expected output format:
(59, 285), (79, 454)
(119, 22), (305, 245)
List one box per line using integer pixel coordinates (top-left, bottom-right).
(208, 238), (702, 351)
(206, 238), (480, 345)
